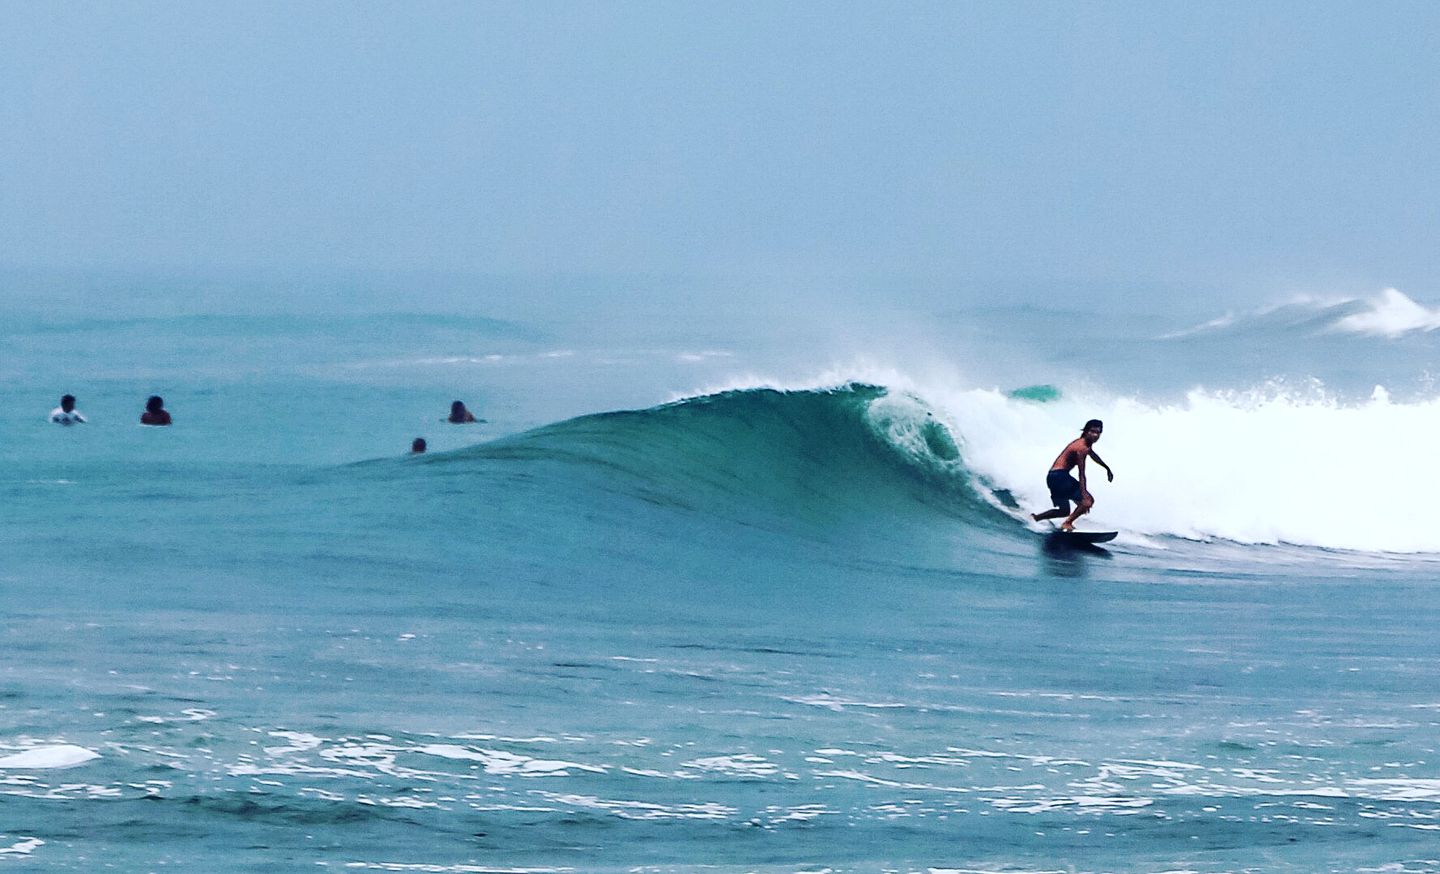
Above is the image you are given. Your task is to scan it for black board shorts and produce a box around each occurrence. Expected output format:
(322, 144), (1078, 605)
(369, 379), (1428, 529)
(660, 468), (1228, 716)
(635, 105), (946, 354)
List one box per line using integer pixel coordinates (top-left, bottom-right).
(1046, 469), (1082, 509)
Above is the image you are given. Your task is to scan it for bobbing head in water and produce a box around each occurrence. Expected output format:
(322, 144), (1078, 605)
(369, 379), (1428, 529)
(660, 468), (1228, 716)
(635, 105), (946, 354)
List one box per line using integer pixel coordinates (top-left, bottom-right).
(141, 395), (172, 426)
(448, 401), (476, 423)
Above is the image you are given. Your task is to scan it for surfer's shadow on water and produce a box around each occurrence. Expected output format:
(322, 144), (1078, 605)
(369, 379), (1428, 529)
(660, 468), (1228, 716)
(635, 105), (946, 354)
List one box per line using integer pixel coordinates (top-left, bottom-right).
(1039, 532), (1113, 578)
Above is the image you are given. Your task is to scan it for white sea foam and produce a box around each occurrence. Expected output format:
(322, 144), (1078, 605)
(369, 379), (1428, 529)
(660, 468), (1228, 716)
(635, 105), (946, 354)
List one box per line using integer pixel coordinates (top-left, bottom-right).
(0, 745), (99, 769)
(360, 796), (441, 809)
(768, 804), (830, 822)
(1347, 779), (1440, 801)
(937, 382), (1440, 553)
(0, 837), (43, 856)
(136, 708), (216, 725)
(683, 754), (780, 777)
(416, 744), (605, 776)
(265, 731), (326, 755)
(530, 790), (734, 820)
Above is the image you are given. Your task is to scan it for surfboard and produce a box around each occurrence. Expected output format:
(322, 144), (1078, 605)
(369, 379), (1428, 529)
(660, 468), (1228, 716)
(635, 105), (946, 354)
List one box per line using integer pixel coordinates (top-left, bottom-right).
(1047, 529), (1117, 544)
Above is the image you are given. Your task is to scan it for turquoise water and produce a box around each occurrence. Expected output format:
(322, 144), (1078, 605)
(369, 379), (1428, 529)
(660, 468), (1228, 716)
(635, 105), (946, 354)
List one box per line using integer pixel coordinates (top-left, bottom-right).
(5, 286), (1440, 871)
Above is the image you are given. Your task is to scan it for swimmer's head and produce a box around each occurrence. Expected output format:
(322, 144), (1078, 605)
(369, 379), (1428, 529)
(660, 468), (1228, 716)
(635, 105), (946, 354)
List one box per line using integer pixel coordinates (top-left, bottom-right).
(146, 395), (164, 413)
(60, 394), (76, 412)
(411, 437), (427, 453)
(450, 401), (466, 415)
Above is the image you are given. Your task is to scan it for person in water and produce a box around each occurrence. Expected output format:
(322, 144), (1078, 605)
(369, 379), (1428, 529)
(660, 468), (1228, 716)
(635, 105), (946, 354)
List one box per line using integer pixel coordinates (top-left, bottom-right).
(411, 437), (427, 454)
(1032, 419), (1114, 530)
(447, 400), (477, 423)
(49, 394), (86, 425)
(140, 395), (172, 426)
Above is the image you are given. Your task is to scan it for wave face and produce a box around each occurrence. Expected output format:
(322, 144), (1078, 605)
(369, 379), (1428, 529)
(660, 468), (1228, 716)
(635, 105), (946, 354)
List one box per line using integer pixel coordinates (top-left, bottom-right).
(440, 384), (1015, 539)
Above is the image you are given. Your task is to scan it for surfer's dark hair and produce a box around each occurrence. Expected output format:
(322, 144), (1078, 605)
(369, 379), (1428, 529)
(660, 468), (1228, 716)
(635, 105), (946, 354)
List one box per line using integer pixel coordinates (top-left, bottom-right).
(1082, 419), (1103, 431)
(146, 395), (164, 412)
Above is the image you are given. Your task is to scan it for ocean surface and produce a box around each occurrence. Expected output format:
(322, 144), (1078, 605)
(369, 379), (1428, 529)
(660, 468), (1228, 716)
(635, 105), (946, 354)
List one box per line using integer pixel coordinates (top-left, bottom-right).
(5, 277), (1440, 872)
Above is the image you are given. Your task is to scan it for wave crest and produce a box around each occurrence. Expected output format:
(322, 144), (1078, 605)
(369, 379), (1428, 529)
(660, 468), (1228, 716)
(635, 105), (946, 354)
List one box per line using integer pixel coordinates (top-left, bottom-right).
(1168, 288), (1440, 340)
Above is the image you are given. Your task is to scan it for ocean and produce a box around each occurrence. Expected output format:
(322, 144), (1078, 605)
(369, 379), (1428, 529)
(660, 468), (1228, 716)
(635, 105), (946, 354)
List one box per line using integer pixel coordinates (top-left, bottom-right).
(4, 276), (1440, 872)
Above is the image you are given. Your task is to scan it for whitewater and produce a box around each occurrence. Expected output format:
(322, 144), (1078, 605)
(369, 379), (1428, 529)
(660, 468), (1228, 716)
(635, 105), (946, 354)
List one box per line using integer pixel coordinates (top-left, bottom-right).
(4, 281), (1440, 872)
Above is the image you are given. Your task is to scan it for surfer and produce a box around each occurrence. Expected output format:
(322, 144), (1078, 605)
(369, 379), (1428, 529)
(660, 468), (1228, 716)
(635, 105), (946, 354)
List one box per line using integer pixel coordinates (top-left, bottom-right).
(1031, 419), (1114, 530)
(447, 400), (478, 424)
(49, 394), (87, 425)
(140, 395), (172, 426)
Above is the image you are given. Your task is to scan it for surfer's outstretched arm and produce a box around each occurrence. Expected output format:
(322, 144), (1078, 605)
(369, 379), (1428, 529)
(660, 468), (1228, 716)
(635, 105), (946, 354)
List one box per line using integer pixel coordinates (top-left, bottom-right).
(1088, 449), (1113, 481)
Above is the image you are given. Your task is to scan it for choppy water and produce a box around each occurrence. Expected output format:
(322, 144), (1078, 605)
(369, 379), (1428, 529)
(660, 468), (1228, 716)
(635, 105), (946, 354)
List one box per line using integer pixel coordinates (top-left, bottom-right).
(5, 280), (1440, 871)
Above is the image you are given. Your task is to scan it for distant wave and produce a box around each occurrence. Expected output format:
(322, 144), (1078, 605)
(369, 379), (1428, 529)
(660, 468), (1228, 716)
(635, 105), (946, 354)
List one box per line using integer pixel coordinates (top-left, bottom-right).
(1332, 288), (1440, 337)
(1164, 288), (1440, 340)
(14, 312), (542, 340)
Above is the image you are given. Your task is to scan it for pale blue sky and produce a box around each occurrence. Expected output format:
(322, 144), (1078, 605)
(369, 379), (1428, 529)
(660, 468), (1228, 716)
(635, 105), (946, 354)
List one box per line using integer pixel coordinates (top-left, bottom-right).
(2, 1), (1437, 301)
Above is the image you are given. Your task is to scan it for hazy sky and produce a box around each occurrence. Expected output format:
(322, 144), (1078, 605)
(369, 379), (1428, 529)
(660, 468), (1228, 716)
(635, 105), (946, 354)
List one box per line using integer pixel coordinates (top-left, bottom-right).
(3, 1), (1437, 300)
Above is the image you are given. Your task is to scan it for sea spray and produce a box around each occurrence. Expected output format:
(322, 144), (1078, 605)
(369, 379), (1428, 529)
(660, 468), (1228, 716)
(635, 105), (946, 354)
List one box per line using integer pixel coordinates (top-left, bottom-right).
(942, 382), (1440, 552)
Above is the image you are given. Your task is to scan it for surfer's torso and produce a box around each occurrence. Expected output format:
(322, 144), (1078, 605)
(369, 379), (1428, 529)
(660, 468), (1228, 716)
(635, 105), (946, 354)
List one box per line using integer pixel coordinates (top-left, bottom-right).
(1050, 437), (1091, 473)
